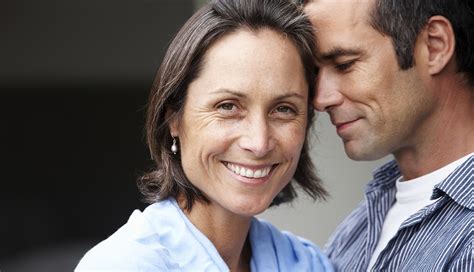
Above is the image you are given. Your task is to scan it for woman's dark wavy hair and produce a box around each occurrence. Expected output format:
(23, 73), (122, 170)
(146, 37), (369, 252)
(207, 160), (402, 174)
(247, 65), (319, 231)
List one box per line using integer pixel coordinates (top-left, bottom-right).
(369, 0), (474, 86)
(139, 0), (327, 211)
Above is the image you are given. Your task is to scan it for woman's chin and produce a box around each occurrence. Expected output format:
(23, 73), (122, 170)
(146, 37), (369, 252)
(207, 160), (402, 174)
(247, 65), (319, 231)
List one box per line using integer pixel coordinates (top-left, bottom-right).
(226, 199), (271, 217)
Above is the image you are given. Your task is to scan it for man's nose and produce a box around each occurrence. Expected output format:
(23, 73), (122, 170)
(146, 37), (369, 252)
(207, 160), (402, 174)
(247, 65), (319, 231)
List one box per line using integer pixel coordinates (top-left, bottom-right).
(313, 69), (344, 112)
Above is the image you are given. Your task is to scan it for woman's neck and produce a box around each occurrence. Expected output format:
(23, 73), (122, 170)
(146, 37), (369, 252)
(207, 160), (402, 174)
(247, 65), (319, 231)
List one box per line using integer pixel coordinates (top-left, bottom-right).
(181, 200), (252, 272)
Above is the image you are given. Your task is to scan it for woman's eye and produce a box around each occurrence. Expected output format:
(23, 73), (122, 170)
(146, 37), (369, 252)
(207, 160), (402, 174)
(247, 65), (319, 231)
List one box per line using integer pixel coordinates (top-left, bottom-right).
(276, 106), (294, 113)
(218, 103), (235, 111)
(216, 102), (240, 116)
(272, 105), (297, 117)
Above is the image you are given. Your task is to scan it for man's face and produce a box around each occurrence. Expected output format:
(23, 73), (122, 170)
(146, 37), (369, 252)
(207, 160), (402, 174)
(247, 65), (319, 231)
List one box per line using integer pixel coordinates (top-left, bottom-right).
(305, 0), (434, 161)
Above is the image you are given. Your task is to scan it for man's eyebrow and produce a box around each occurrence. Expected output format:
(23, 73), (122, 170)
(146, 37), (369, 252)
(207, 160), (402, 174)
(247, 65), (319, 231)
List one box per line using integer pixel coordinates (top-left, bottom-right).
(319, 47), (363, 62)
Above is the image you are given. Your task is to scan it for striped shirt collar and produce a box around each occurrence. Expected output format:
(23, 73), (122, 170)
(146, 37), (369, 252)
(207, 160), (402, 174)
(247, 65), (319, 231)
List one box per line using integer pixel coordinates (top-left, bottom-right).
(432, 155), (473, 210)
(365, 160), (400, 193)
(368, 155), (473, 210)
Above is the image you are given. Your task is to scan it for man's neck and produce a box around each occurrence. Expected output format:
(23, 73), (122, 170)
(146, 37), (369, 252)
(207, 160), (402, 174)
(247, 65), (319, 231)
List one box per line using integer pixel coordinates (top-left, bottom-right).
(394, 82), (474, 180)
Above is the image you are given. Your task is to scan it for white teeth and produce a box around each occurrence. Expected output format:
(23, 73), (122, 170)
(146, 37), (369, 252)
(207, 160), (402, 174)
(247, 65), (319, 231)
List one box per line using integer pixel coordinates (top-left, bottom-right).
(226, 163), (272, 178)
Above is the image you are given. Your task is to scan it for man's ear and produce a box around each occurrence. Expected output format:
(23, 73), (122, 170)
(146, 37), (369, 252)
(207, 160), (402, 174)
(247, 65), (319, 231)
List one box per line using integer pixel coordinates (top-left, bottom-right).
(166, 108), (179, 136)
(424, 15), (455, 75)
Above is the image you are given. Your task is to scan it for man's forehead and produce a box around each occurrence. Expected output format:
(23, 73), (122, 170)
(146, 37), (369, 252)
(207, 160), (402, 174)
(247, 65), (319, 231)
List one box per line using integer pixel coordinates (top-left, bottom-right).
(304, 0), (376, 46)
(304, 0), (373, 25)
(304, 0), (377, 61)
(305, 0), (374, 5)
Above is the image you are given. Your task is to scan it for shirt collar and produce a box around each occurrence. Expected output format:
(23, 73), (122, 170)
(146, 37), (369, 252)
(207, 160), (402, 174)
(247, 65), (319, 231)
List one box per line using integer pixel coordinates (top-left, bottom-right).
(366, 155), (473, 210)
(432, 155), (473, 210)
(365, 160), (401, 193)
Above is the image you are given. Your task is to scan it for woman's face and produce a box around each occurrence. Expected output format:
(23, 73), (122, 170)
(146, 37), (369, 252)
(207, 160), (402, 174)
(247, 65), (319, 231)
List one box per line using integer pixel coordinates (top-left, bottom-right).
(170, 28), (309, 217)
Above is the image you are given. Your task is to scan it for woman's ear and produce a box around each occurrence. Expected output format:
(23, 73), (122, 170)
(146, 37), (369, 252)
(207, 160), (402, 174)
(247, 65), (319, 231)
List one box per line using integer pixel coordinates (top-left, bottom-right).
(165, 108), (179, 136)
(424, 15), (455, 75)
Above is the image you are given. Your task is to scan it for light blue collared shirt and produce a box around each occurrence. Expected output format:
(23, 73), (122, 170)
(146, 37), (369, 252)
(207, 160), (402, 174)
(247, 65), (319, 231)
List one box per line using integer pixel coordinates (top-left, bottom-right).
(76, 198), (333, 271)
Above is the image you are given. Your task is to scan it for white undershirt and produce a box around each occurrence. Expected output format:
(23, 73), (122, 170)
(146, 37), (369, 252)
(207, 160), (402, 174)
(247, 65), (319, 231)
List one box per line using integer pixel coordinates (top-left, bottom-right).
(367, 153), (473, 270)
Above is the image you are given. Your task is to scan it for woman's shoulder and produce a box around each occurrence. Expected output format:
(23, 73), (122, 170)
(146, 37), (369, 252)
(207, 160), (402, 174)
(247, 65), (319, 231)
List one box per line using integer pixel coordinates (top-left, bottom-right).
(75, 200), (182, 271)
(250, 218), (334, 272)
(75, 226), (178, 271)
(251, 217), (320, 250)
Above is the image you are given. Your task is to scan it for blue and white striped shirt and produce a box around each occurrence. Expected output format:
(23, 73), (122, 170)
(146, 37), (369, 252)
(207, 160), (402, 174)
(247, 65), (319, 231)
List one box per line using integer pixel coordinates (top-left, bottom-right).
(325, 155), (473, 271)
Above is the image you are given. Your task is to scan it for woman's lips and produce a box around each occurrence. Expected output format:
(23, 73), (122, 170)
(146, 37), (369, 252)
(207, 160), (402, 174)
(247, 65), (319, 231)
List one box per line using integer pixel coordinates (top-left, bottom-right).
(223, 162), (276, 185)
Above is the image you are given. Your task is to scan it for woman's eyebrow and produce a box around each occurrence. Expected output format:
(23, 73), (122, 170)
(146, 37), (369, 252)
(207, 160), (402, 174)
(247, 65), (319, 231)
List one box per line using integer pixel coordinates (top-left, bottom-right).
(273, 92), (306, 101)
(211, 89), (305, 100)
(209, 88), (247, 98)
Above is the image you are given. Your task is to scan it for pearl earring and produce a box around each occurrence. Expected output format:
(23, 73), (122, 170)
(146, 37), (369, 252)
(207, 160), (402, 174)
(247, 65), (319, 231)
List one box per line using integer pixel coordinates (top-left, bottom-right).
(171, 137), (178, 154)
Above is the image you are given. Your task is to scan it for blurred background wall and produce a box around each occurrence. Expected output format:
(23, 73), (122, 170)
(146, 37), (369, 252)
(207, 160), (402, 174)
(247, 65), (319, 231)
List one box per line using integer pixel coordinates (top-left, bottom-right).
(0, 0), (390, 270)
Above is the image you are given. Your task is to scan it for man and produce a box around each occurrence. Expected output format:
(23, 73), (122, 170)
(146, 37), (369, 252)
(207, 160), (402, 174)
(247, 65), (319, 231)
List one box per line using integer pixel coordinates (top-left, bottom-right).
(303, 0), (473, 271)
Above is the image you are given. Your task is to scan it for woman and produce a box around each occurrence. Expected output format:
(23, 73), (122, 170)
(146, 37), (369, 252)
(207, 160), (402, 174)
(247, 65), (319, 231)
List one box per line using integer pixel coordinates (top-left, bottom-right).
(76, 0), (331, 271)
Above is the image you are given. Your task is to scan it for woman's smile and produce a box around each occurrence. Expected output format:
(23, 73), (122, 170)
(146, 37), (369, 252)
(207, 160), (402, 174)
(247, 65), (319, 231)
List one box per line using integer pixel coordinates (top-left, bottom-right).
(225, 162), (273, 179)
(223, 161), (276, 185)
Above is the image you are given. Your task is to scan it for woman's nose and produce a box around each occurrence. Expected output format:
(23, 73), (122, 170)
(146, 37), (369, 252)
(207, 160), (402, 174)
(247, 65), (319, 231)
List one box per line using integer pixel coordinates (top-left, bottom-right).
(238, 115), (275, 158)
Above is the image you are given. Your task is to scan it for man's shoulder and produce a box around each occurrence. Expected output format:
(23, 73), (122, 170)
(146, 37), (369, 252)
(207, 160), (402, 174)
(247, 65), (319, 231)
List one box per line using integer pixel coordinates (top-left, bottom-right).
(322, 200), (369, 271)
(325, 200), (368, 248)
